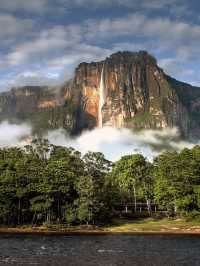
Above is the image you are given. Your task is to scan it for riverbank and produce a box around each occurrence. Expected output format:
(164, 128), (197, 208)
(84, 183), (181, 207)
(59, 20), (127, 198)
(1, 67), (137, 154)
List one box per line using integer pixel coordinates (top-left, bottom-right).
(0, 218), (200, 235)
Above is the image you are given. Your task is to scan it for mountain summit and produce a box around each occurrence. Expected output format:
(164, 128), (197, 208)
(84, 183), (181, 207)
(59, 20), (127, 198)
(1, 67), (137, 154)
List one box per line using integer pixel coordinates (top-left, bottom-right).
(0, 51), (199, 138)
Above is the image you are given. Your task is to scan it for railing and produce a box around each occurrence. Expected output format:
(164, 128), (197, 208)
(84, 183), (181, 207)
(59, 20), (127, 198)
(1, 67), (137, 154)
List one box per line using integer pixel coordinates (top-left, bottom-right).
(114, 203), (166, 213)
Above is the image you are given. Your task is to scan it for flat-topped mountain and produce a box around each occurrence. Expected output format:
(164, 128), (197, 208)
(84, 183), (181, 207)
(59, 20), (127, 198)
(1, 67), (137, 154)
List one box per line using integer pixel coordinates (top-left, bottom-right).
(0, 51), (199, 138)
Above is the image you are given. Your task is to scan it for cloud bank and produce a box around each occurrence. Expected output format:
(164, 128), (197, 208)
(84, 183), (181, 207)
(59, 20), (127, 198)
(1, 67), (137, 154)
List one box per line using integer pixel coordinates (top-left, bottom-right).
(0, 0), (200, 90)
(0, 121), (31, 147)
(47, 127), (195, 161)
(0, 122), (197, 161)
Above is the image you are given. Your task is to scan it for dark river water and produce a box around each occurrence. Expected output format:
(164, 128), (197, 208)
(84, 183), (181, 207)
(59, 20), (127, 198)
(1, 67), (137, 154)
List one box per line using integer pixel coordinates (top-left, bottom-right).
(0, 233), (200, 266)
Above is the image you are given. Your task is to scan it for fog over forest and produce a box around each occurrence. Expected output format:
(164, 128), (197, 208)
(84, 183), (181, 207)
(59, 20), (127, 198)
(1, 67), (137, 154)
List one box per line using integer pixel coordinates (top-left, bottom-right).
(0, 121), (197, 161)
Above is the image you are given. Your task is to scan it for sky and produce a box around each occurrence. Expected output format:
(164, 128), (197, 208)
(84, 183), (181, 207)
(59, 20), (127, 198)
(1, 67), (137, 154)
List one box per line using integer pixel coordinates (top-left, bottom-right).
(0, 0), (200, 91)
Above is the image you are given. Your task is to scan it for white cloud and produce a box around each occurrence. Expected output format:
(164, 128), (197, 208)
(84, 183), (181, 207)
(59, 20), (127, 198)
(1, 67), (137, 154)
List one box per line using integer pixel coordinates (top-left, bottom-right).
(0, 0), (49, 13)
(47, 127), (195, 161)
(0, 121), (31, 147)
(84, 14), (200, 51)
(4, 26), (74, 66)
(4, 70), (61, 87)
(0, 14), (34, 44)
(0, 43), (111, 89)
(159, 58), (184, 75)
(0, 0), (183, 13)
(58, 0), (183, 10)
(3, 13), (200, 67)
(1, 7), (200, 89)
(0, 122), (197, 161)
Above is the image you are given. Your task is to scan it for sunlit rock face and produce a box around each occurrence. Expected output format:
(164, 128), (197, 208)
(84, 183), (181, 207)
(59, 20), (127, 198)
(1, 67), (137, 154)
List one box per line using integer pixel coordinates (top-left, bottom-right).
(68, 51), (197, 137)
(0, 51), (199, 138)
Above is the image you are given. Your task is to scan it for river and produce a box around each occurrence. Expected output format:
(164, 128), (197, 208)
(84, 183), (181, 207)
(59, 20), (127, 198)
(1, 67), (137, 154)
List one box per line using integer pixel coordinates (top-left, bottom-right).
(0, 233), (199, 265)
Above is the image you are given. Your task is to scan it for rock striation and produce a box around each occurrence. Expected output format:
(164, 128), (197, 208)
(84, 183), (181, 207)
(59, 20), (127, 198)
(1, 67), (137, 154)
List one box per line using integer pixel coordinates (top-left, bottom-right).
(0, 51), (199, 138)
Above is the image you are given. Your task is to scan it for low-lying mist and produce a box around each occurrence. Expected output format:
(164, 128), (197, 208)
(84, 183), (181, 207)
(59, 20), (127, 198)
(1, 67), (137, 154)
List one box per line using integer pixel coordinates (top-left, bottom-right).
(47, 127), (196, 161)
(0, 121), (32, 147)
(0, 121), (197, 161)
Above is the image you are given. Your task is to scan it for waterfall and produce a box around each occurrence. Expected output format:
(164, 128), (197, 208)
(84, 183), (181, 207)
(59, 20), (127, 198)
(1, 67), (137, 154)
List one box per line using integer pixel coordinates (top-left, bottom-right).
(99, 65), (105, 128)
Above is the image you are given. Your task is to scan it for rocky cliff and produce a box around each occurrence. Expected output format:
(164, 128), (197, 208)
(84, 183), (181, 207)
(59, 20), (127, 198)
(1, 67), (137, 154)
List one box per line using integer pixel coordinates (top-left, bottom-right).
(65, 51), (200, 138)
(0, 51), (199, 138)
(0, 86), (77, 135)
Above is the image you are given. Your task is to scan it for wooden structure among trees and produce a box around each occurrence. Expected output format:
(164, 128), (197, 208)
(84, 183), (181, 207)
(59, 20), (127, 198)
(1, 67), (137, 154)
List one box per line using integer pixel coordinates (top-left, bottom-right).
(116, 203), (166, 213)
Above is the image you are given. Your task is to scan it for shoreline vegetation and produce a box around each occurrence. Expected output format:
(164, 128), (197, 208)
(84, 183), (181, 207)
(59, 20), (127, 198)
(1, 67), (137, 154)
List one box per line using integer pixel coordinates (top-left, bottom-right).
(0, 139), (200, 229)
(1, 218), (200, 235)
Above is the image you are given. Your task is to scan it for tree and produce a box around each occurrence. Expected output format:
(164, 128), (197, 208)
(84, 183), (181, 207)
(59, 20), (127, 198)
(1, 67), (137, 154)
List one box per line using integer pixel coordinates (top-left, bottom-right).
(75, 174), (112, 224)
(83, 151), (112, 177)
(76, 152), (113, 224)
(30, 138), (51, 161)
(30, 145), (85, 224)
(153, 150), (197, 216)
(111, 154), (153, 213)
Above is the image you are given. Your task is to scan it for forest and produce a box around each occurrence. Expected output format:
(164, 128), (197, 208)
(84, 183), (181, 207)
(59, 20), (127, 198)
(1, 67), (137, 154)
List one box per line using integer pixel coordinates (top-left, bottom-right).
(0, 138), (200, 226)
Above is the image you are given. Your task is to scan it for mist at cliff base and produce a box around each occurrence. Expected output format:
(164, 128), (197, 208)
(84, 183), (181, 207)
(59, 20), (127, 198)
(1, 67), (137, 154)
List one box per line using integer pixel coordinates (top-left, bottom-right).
(0, 122), (197, 161)
(0, 121), (32, 147)
(47, 127), (195, 161)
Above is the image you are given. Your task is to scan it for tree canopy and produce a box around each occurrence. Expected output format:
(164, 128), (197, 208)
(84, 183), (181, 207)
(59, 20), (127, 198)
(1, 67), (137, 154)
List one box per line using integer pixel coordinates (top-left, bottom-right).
(0, 140), (199, 226)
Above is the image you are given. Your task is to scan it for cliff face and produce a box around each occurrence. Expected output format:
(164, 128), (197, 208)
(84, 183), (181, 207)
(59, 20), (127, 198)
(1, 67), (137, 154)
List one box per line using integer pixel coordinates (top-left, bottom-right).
(0, 51), (199, 138)
(69, 51), (198, 137)
(0, 86), (77, 134)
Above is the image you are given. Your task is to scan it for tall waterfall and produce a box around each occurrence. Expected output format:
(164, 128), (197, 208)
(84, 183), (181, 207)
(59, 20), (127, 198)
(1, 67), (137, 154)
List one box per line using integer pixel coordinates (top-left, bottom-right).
(99, 65), (105, 128)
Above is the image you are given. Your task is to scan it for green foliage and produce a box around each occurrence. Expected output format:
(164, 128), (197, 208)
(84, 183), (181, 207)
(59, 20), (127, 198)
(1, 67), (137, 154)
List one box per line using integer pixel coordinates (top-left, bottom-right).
(125, 112), (154, 126)
(65, 206), (77, 224)
(153, 147), (200, 216)
(0, 143), (112, 226)
(0, 141), (199, 226)
(132, 112), (153, 124)
(111, 154), (153, 214)
(75, 152), (113, 224)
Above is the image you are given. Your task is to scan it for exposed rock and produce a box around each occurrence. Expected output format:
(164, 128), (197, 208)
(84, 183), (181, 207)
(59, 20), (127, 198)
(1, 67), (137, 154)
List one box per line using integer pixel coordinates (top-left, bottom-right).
(67, 51), (199, 137)
(0, 86), (77, 135)
(0, 51), (199, 138)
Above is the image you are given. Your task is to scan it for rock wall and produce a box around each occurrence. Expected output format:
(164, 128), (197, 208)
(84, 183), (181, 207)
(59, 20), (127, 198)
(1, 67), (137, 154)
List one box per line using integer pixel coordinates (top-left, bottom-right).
(0, 51), (199, 138)
(70, 51), (194, 136)
(0, 86), (77, 134)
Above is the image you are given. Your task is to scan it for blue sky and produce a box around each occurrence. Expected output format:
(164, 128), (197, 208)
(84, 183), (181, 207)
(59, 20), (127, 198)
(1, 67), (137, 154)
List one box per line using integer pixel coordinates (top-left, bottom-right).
(0, 0), (200, 90)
